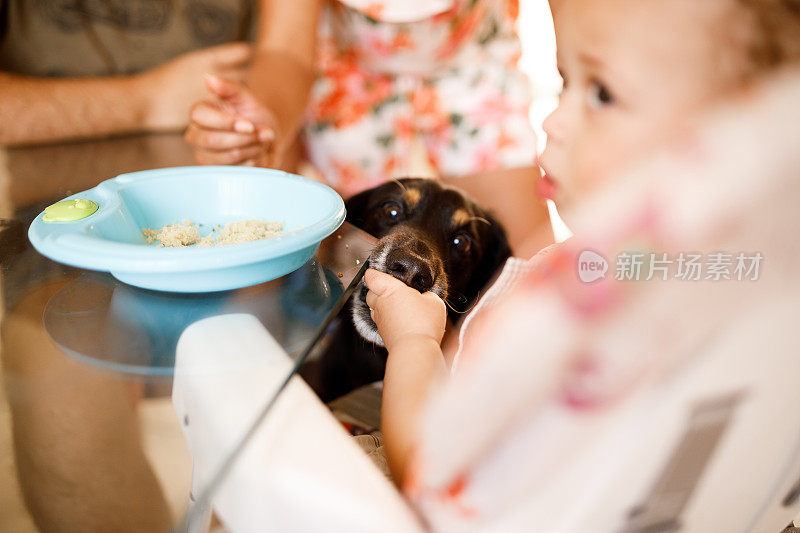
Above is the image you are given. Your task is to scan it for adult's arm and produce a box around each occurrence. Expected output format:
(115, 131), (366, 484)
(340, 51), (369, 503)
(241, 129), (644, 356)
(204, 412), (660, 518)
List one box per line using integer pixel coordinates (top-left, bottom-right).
(0, 42), (251, 146)
(0, 72), (149, 146)
(247, 0), (321, 145)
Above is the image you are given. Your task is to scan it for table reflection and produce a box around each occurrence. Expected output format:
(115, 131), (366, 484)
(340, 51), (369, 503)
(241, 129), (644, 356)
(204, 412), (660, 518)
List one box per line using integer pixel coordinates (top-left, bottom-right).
(43, 258), (344, 376)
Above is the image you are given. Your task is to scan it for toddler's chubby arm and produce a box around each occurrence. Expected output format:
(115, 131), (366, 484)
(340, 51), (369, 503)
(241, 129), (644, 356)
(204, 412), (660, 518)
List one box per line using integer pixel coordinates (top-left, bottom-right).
(364, 269), (448, 484)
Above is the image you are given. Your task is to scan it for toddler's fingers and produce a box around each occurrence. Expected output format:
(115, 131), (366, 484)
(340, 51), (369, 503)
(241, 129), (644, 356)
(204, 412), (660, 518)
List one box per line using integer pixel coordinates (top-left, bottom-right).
(205, 74), (248, 105)
(422, 291), (444, 303)
(364, 268), (404, 295)
(190, 101), (254, 133)
(256, 126), (275, 144)
(216, 64), (248, 84)
(193, 144), (266, 166)
(365, 289), (378, 310)
(184, 125), (259, 151)
(422, 291), (447, 311)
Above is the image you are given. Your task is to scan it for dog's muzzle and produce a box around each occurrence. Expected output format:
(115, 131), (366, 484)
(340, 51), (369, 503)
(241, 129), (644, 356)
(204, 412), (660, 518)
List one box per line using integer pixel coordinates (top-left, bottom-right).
(351, 230), (448, 346)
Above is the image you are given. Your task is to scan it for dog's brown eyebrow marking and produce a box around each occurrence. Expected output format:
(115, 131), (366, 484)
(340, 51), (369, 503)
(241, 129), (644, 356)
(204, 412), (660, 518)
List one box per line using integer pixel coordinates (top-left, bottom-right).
(451, 209), (471, 228)
(403, 187), (422, 209)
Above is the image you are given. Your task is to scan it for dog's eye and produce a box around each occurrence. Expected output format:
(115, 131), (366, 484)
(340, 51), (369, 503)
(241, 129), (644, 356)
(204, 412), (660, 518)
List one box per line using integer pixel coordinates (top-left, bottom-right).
(381, 201), (404, 223)
(451, 233), (472, 254)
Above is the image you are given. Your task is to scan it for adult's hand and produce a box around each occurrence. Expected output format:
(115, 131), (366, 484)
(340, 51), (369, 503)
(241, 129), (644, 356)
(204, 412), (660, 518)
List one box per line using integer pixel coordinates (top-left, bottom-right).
(184, 74), (280, 166)
(139, 42), (253, 132)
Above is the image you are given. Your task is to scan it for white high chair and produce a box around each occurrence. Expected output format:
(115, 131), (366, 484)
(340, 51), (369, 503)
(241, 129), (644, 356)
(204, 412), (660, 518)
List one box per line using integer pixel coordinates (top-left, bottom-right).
(171, 313), (421, 533)
(172, 308), (800, 533)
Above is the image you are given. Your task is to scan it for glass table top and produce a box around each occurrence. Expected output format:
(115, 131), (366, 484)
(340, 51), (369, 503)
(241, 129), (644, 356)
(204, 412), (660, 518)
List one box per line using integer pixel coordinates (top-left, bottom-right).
(0, 134), (374, 532)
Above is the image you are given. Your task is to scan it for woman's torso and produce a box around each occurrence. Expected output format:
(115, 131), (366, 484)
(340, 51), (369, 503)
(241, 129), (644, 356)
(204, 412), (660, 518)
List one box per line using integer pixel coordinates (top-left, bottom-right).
(319, 0), (523, 77)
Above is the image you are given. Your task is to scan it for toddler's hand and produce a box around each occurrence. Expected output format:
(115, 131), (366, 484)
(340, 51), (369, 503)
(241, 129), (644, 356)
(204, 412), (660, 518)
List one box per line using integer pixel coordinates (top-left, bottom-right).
(184, 74), (279, 166)
(364, 268), (446, 352)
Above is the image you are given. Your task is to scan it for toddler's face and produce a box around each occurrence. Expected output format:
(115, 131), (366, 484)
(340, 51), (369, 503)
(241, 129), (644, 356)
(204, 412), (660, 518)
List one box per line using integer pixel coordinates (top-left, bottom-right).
(540, 0), (748, 206)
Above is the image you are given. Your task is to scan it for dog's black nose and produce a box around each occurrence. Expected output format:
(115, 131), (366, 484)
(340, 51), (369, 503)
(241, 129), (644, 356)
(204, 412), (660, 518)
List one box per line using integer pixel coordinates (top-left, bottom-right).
(386, 250), (435, 293)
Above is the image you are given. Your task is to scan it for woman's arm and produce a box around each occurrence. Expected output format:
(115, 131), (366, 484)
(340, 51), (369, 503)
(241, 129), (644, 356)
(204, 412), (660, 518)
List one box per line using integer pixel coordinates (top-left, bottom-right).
(184, 0), (321, 166)
(249, 0), (321, 148)
(256, 0), (320, 67)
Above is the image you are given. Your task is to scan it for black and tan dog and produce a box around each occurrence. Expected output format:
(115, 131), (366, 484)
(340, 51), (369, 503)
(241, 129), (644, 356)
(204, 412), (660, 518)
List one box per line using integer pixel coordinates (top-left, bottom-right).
(303, 178), (511, 402)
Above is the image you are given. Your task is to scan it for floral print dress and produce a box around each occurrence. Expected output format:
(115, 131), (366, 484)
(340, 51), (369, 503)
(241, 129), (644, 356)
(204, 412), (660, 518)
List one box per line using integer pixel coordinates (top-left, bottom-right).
(304, 0), (537, 197)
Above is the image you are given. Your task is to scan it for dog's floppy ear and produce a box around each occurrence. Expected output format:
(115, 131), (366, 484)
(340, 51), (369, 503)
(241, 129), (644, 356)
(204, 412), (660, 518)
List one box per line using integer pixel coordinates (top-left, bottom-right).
(345, 179), (410, 230)
(462, 210), (512, 306)
(344, 188), (374, 229)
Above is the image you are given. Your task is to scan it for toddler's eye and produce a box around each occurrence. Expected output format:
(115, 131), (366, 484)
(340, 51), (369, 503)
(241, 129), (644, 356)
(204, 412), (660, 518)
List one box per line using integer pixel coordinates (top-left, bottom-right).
(587, 80), (614, 108)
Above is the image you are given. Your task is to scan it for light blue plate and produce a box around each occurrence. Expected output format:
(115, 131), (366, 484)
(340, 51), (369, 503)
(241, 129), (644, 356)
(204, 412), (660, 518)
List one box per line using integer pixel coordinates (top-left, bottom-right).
(28, 166), (346, 292)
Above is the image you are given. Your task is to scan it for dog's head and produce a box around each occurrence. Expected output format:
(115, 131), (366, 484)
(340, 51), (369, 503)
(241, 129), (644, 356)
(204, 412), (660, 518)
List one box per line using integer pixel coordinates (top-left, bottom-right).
(346, 178), (511, 346)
